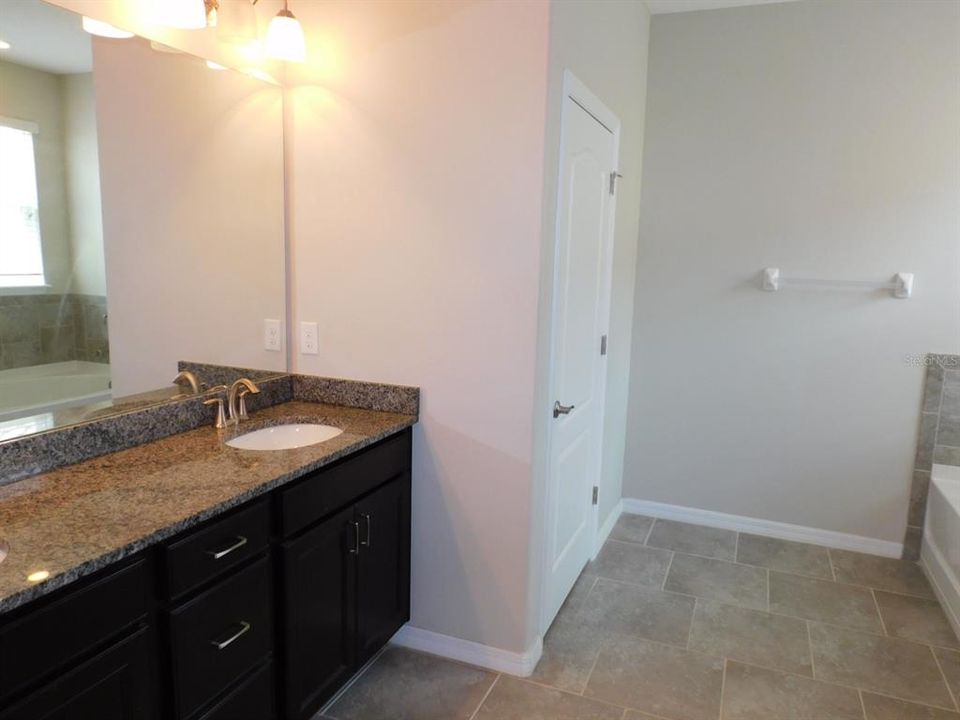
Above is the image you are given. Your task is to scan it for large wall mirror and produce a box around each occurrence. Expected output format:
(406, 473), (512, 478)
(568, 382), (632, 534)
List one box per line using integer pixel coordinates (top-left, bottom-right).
(0, 0), (287, 432)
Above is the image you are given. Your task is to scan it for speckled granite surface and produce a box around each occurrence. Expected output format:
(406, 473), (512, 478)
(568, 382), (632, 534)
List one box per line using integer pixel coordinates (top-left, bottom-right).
(177, 360), (287, 389)
(0, 375), (294, 483)
(0, 401), (416, 614)
(293, 375), (420, 416)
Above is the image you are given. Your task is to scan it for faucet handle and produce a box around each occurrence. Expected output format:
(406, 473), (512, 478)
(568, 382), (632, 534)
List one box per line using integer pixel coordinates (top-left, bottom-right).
(237, 388), (253, 420)
(203, 397), (228, 429)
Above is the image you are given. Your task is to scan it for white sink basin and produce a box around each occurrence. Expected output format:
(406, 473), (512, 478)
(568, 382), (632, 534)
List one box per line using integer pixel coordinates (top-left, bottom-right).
(226, 424), (343, 451)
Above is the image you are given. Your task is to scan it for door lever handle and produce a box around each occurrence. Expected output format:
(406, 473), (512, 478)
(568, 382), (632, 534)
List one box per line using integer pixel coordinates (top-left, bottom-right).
(553, 401), (575, 418)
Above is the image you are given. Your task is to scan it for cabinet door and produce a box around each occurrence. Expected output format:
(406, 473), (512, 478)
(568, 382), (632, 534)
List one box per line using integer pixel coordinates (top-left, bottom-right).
(0, 627), (155, 720)
(356, 473), (411, 664)
(281, 506), (357, 720)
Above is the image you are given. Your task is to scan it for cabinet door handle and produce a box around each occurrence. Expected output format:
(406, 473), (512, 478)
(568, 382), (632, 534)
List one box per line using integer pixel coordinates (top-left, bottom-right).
(205, 535), (248, 560)
(210, 621), (251, 650)
(360, 513), (372, 549)
(348, 521), (360, 554)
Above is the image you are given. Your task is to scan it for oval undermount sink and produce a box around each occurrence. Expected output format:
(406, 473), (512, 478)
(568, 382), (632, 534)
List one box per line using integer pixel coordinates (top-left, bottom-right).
(226, 424), (343, 451)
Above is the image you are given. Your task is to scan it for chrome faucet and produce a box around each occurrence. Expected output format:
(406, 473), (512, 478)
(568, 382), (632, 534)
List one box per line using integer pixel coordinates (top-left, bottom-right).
(172, 370), (201, 394)
(227, 378), (260, 425)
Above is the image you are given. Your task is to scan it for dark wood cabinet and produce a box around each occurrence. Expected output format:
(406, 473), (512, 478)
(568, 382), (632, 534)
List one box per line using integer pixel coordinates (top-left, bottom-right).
(281, 506), (357, 720)
(356, 473), (411, 664)
(0, 428), (413, 720)
(0, 627), (156, 720)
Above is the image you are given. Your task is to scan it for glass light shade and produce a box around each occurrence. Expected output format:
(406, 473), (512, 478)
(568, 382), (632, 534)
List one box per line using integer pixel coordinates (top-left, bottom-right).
(264, 10), (305, 63)
(217, 0), (258, 45)
(153, 0), (207, 30)
(81, 17), (134, 39)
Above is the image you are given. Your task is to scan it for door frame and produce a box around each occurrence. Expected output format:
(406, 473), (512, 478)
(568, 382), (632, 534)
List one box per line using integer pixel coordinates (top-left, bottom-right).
(539, 70), (620, 634)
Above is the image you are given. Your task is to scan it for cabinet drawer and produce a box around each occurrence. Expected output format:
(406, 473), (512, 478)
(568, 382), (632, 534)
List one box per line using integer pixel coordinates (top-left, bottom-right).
(281, 429), (411, 536)
(165, 499), (270, 599)
(196, 662), (275, 720)
(0, 559), (148, 701)
(170, 557), (273, 719)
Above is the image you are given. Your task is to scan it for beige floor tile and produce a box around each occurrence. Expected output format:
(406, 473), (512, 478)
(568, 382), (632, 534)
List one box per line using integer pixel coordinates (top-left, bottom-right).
(326, 646), (496, 720)
(588, 540), (673, 588)
(808, 622), (955, 709)
(584, 637), (724, 720)
(530, 597), (605, 693)
(646, 519), (737, 560)
(935, 648), (960, 705)
(768, 571), (883, 634)
(663, 553), (768, 610)
(861, 692), (960, 720)
(736, 534), (833, 579)
(721, 661), (863, 720)
(582, 578), (695, 647)
(472, 677), (624, 720)
(875, 591), (960, 649)
(830, 549), (934, 598)
(609, 514), (655, 545)
(687, 600), (812, 676)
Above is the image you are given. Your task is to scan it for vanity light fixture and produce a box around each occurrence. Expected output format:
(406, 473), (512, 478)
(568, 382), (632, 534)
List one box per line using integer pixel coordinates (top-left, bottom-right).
(154, 0), (207, 30)
(0, 40), (10, 50)
(81, 17), (134, 39)
(263, 0), (305, 63)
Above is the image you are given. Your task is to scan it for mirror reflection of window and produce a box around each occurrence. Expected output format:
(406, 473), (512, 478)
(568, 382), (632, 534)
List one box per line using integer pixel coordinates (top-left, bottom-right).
(0, 120), (45, 288)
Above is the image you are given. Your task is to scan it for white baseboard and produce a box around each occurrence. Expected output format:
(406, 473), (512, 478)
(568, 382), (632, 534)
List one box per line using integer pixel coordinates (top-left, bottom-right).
(390, 624), (543, 677)
(622, 498), (903, 558)
(595, 499), (623, 558)
(921, 530), (960, 641)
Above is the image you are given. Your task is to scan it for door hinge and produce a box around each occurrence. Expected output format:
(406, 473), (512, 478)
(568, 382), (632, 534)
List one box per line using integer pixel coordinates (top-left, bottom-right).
(609, 172), (622, 195)
(592, 486), (599, 505)
(600, 334), (608, 356)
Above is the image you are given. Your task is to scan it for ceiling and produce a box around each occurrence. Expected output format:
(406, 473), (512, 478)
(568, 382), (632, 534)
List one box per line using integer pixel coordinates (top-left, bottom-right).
(645, 0), (801, 14)
(0, 0), (92, 74)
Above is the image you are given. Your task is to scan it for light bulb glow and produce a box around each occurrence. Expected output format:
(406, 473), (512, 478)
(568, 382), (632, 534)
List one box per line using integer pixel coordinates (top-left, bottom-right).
(264, 10), (305, 63)
(153, 0), (207, 30)
(0, 40), (10, 50)
(82, 17), (134, 39)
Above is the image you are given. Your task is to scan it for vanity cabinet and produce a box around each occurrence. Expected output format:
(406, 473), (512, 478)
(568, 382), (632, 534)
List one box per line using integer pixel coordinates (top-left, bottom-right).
(0, 428), (412, 720)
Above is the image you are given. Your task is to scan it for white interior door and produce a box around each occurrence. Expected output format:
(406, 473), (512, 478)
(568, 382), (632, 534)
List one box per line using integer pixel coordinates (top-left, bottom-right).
(543, 81), (617, 630)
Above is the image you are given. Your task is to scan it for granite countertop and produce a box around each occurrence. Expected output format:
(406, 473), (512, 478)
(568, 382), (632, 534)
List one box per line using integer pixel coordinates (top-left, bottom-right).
(0, 401), (416, 614)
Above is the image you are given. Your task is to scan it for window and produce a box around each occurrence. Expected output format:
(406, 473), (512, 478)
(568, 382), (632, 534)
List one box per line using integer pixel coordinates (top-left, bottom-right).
(0, 120), (45, 287)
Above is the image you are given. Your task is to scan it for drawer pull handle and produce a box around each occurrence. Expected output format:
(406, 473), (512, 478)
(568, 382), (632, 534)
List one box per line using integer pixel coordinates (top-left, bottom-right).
(348, 521), (360, 555)
(206, 535), (248, 560)
(360, 513), (372, 548)
(210, 621), (251, 650)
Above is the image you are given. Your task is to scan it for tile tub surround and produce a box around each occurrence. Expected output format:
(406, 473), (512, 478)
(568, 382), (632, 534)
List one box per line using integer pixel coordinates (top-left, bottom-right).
(0, 293), (109, 369)
(323, 515), (960, 719)
(0, 400), (417, 614)
(907, 354), (960, 559)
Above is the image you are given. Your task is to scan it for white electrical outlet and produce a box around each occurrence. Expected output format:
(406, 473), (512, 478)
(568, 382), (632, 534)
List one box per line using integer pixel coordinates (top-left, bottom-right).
(264, 319), (282, 352)
(300, 321), (319, 355)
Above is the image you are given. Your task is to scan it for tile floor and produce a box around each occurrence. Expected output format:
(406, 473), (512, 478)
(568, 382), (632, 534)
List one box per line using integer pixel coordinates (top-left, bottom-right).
(319, 515), (960, 720)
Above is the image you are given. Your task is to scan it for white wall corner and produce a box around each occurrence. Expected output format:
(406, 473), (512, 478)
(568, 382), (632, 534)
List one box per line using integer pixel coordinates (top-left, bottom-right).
(595, 499), (624, 558)
(622, 498), (903, 558)
(390, 625), (543, 678)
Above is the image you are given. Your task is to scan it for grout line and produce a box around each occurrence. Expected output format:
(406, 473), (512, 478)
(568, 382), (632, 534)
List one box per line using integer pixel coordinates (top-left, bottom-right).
(805, 620), (818, 680)
(318, 642), (390, 715)
(467, 673), (500, 720)
(733, 531), (740, 563)
(717, 658), (728, 720)
(870, 589), (889, 637)
(661, 551), (675, 592)
(827, 549), (838, 582)
(931, 647), (960, 712)
(686, 597), (697, 650)
(580, 645), (604, 698)
(643, 517), (657, 546)
(857, 689), (867, 720)
(765, 568), (771, 612)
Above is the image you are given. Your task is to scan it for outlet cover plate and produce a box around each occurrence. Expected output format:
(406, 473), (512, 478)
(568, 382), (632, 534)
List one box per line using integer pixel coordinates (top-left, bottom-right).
(300, 321), (319, 355)
(264, 319), (282, 352)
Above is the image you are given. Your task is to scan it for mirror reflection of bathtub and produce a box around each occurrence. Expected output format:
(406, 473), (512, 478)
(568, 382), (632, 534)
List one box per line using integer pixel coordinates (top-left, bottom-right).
(0, 361), (111, 422)
(922, 463), (960, 639)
